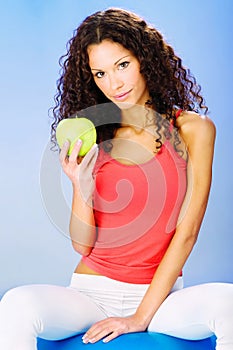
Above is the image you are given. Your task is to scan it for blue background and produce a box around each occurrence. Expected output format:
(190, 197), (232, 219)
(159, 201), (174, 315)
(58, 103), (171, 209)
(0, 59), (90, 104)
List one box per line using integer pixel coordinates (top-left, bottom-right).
(0, 0), (232, 297)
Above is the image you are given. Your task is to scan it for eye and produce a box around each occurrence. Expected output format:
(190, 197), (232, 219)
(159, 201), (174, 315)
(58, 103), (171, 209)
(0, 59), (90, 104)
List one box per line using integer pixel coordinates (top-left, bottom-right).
(118, 61), (130, 70)
(94, 71), (105, 79)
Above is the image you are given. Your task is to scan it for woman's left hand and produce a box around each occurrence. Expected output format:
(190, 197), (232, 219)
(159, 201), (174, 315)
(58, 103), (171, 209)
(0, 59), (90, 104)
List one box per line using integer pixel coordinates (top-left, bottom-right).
(82, 315), (147, 344)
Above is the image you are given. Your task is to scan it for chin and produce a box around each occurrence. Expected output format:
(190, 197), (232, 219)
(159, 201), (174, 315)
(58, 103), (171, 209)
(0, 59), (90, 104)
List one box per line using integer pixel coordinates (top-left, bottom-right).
(114, 101), (148, 112)
(114, 101), (135, 110)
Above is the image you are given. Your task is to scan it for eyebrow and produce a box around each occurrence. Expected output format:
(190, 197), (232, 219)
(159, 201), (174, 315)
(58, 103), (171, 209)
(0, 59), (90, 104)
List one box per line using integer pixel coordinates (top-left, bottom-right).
(90, 55), (130, 71)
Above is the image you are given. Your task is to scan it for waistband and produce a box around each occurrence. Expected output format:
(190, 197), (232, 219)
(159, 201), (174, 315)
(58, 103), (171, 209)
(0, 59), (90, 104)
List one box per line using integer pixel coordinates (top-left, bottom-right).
(70, 273), (183, 293)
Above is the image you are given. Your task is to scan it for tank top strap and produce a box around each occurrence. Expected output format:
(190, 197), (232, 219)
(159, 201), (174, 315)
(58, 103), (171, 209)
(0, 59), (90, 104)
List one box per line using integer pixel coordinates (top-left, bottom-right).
(175, 109), (183, 119)
(168, 109), (183, 134)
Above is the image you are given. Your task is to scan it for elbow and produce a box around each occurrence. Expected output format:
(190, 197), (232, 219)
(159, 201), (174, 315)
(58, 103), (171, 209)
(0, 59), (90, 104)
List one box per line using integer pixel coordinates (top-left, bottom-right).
(71, 241), (93, 256)
(182, 230), (199, 252)
(69, 224), (96, 256)
(175, 224), (200, 252)
(187, 233), (198, 246)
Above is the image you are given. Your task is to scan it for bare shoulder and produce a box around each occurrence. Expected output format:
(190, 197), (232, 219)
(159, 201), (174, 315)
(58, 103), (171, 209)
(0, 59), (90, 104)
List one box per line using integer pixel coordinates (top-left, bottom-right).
(176, 111), (216, 148)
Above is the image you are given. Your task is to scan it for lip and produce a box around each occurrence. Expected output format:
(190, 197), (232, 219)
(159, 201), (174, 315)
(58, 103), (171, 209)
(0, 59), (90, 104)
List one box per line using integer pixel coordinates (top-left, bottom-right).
(113, 89), (132, 101)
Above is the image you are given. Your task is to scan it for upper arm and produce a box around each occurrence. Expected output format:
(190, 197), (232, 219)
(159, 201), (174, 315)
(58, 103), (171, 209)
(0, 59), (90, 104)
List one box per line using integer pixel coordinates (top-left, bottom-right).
(176, 112), (216, 238)
(180, 112), (216, 183)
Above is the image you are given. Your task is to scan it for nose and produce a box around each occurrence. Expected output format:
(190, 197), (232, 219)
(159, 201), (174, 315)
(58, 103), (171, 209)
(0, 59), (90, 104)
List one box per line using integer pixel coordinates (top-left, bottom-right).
(108, 73), (124, 92)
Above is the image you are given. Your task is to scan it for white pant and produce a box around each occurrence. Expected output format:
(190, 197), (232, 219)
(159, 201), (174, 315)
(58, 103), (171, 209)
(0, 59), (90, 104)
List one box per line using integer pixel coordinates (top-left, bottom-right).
(0, 273), (233, 350)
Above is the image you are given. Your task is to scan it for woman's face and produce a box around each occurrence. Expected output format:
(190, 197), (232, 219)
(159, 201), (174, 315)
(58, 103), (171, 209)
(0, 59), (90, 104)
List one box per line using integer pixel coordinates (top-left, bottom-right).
(87, 39), (150, 107)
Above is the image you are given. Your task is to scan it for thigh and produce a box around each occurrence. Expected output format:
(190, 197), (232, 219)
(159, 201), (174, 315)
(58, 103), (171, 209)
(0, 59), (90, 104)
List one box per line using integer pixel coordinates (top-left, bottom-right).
(0, 283), (106, 341)
(37, 284), (107, 339)
(148, 283), (225, 340)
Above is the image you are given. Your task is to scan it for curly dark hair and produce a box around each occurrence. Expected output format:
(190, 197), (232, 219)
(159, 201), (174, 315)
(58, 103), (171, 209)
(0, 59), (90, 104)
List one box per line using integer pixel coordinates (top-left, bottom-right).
(51, 7), (208, 150)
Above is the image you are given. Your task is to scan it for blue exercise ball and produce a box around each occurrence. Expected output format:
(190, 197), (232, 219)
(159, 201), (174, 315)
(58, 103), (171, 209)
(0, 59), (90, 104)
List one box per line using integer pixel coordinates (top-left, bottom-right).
(37, 332), (216, 349)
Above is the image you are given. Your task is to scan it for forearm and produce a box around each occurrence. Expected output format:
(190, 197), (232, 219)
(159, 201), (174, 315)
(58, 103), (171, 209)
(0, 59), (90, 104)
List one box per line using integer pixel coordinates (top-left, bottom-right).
(69, 183), (96, 255)
(59, 141), (99, 255)
(135, 187), (210, 327)
(134, 229), (197, 328)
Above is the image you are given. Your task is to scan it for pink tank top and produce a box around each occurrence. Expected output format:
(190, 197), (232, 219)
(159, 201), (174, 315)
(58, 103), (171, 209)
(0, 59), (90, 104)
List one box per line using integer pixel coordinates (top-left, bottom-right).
(82, 140), (187, 283)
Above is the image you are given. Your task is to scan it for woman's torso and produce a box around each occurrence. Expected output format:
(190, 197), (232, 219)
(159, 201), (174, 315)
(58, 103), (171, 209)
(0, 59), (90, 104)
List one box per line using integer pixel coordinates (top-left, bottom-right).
(75, 123), (187, 282)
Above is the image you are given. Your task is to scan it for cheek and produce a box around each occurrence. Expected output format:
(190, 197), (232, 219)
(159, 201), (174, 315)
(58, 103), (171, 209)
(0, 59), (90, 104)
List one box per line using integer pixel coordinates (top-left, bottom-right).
(137, 74), (147, 90)
(128, 68), (143, 87)
(94, 79), (107, 93)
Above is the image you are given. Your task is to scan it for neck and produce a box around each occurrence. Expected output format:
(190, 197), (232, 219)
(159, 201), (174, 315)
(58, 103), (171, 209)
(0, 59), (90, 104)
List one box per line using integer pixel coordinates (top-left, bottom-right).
(120, 103), (154, 130)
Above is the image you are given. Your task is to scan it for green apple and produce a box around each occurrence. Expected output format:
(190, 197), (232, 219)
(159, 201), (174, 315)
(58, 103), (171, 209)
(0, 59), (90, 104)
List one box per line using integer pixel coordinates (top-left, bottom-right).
(56, 117), (97, 156)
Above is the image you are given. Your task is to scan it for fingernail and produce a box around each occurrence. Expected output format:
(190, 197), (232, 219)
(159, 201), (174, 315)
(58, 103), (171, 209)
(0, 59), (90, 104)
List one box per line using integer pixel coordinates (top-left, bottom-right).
(90, 143), (98, 151)
(82, 336), (87, 343)
(63, 140), (69, 146)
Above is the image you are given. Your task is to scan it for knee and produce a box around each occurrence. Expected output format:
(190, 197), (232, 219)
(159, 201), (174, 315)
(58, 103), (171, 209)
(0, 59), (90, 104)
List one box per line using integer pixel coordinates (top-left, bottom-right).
(221, 284), (233, 318)
(0, 285), (44, 341)
(215, 284), (233, 310)
(2, 285), (30, 307)
(207, 283), (233, 320)
(1, 285), (40, 321)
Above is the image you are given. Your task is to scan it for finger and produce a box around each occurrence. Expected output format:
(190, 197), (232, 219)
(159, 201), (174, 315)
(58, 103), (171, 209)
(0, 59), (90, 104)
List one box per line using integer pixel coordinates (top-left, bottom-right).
(103, 330), (120, 343)
(59, 140), (70, 165)
(69, 139), (82, 163)
(80, 144), (98, 169)
(83, 328), (113, 344)
(82, 323), (101, 342)
(82, 320), (110, 343)
(82, 324), (97, 342)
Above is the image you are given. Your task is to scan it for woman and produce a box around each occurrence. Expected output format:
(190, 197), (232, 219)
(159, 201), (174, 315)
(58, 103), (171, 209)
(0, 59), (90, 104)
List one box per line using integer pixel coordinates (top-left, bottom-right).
(0, 8), (232, 350)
